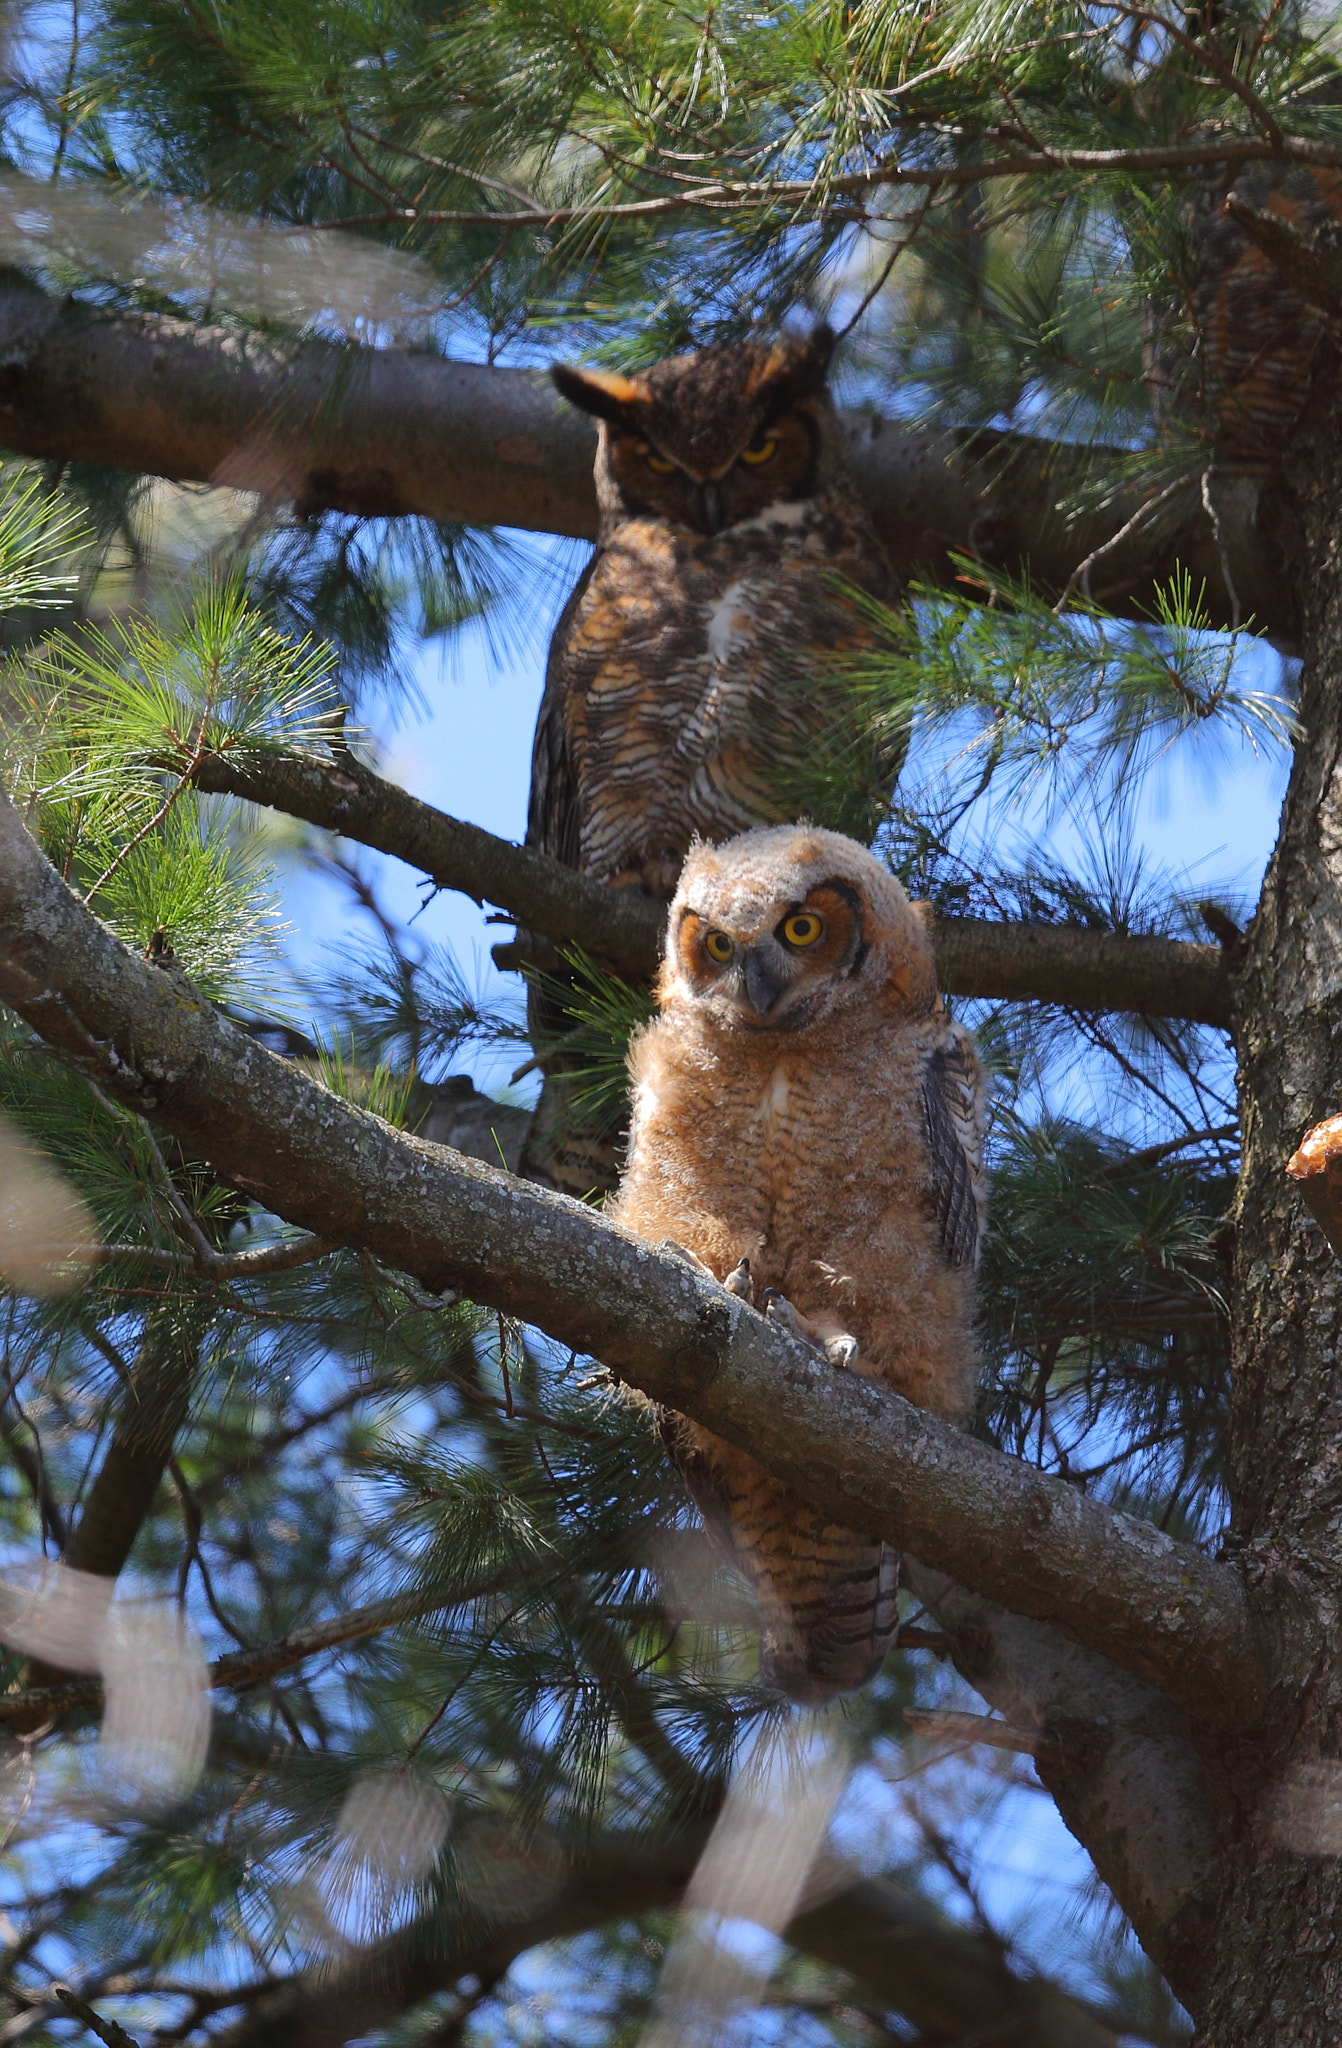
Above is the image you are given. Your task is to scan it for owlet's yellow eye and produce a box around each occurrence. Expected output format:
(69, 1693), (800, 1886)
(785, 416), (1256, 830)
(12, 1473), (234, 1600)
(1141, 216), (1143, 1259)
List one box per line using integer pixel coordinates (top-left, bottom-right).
(642, 445), (676, 475)
(704, 930), (735, 963)
(781, 912), (824, 948)
(739, 434), (778, 466)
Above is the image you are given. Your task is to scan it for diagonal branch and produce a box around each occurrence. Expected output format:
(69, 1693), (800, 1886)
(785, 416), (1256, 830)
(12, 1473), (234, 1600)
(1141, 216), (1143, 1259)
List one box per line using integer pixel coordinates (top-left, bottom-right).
(0, 1581), (482, 1722)
(0, 787), (1258, 1729)
(0, 275), (1271, 634)
(193, 748), (1231, 1022)
(191, 747), (668, 978)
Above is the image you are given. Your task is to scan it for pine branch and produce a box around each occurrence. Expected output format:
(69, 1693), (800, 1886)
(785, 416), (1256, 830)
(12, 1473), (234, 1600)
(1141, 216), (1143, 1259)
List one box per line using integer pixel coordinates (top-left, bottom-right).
(249, 133), (1342, 226)
(0, 785), (1258, 1731)
(192, 746), (1231, 1023)
(928, 914), (1229, 1027)
(0, 1583), (477, 1723)
(0, 277), (1266, 634)
(203, 1819), (1122, 2048)
(189, 747), (667, 979)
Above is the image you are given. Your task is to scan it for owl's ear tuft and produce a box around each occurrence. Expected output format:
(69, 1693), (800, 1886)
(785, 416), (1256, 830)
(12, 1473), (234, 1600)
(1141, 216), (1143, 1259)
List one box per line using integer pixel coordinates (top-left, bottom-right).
(751, 324), (836, 408)
(551, 364), (648, 425)
(796, 321), (836, 384)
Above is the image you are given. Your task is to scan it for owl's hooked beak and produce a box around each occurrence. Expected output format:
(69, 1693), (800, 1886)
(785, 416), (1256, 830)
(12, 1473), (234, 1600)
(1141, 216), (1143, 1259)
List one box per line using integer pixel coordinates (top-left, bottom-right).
(741, 944), (790, 1018)
(700, 481), (724, 535)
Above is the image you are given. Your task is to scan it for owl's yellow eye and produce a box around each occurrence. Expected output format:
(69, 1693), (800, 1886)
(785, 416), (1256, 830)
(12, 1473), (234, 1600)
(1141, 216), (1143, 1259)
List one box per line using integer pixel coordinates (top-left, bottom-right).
(781, 912), (824, 948)
(739, 434), (778, 466)
(642, 445), (677, 475)
(704, 930), (735, 963)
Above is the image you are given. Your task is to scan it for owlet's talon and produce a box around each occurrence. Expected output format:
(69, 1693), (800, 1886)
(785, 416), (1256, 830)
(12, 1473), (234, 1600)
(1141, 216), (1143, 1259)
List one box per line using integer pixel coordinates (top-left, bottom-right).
(662, 1238), (716, 1277)
(825, 1334), (860, 1370)
(724, 1257), (755, 1304)
(762, 1289), (824, 1354)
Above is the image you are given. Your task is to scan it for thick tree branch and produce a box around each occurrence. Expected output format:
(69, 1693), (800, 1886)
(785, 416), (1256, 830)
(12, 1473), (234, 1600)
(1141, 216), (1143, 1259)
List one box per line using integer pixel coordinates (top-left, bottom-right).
(0, 789), (1258, 1728)
(0, 276), (1270, 632)
(928, 912), (1229, 1026)
(194, 747), (1232, 1022)
(191, 747), (668, 978)
(204, 1819), (1126, 2048)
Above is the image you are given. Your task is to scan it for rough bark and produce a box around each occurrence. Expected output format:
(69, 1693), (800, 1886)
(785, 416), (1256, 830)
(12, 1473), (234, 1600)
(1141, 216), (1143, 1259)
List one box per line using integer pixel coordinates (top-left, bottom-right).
(194, 747), (1232, 1022)
(1195, 367), (1342, 2043)
(0, 786), (1257, 1728)
(0, 276), (1273, 632)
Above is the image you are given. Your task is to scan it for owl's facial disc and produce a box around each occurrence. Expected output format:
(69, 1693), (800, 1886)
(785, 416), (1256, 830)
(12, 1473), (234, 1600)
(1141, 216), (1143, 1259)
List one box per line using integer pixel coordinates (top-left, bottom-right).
(677, 882), (865, 1029)
(603, 410), (818, 535)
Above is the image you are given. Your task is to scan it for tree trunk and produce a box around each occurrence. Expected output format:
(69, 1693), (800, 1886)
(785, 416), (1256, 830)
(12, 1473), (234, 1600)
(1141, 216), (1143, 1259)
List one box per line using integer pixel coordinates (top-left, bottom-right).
(1199, 352), (1342, 2042)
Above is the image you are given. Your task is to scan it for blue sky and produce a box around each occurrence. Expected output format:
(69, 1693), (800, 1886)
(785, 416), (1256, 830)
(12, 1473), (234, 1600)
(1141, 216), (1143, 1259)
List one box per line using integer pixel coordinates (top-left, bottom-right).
(275, 589), (1293, 1112)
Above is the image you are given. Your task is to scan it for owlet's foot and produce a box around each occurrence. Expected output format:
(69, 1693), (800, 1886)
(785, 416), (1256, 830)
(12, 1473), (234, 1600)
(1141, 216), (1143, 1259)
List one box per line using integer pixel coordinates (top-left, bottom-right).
(761, 1289), (864, 1370)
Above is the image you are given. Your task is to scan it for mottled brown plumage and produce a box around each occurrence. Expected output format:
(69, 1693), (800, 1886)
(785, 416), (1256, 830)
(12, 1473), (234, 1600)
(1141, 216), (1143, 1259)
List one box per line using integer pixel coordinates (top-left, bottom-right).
(609, 825), (987, 1704)
(528, 326), (896, 894)
(521, 326), (897, 1198)
(1146, 160), (1342, 461)
(1193, 163), (1342, 458)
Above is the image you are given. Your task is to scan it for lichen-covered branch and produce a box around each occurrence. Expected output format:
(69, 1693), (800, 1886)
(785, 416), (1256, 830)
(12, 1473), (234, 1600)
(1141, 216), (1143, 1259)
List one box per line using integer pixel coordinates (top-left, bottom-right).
(0, 786), (1258, 1728)
(195, 748), (1232, 1023)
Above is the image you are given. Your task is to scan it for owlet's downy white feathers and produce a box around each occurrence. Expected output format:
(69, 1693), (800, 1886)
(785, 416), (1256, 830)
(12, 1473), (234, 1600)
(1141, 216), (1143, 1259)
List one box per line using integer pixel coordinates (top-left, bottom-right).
(610, 825), (987, 1705)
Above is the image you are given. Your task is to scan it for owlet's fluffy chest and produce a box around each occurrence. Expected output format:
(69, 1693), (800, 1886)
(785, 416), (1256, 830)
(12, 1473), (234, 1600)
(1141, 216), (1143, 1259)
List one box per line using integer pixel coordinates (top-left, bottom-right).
(614, 1013), (974, 1421)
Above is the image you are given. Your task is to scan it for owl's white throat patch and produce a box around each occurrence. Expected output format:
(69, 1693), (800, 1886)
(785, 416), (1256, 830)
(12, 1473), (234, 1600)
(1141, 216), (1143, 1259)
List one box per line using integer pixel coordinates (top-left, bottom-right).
(705, 581), (755, 664)
(728, 498), (816, 535)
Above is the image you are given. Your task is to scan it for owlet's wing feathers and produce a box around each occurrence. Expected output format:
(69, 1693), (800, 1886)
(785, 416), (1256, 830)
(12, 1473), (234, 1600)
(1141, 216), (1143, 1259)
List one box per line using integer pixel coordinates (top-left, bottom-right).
(921, 1022), (988, 1272)
(527, 557), (596, 877)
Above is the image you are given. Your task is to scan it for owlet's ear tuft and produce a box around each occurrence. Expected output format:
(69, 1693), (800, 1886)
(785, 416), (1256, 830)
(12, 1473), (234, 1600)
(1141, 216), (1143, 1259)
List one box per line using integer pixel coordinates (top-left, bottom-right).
(551, 364), (648, 425)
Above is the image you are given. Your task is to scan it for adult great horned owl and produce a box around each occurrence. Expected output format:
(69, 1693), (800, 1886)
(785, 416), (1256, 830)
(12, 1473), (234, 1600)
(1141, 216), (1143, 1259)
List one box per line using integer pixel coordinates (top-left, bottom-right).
(528, 325), (896, 897)
(610, 824), (987, 1704)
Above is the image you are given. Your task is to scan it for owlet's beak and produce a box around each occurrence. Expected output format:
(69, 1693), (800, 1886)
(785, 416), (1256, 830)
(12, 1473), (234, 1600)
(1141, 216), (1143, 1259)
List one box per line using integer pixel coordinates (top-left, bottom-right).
(741, 944), (790, 1017)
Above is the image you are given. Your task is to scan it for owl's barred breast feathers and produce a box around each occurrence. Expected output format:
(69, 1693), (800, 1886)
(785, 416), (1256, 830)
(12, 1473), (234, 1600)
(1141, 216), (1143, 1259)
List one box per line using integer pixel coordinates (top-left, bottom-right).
(527, 327), (897, 896)
(610, 825), (987, 1705)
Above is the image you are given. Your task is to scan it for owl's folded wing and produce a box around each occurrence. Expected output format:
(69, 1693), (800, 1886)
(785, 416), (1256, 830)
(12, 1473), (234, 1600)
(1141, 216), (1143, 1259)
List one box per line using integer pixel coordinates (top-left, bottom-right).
(921, 1023), (988, 1269)
(526, 556), (598, 869)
